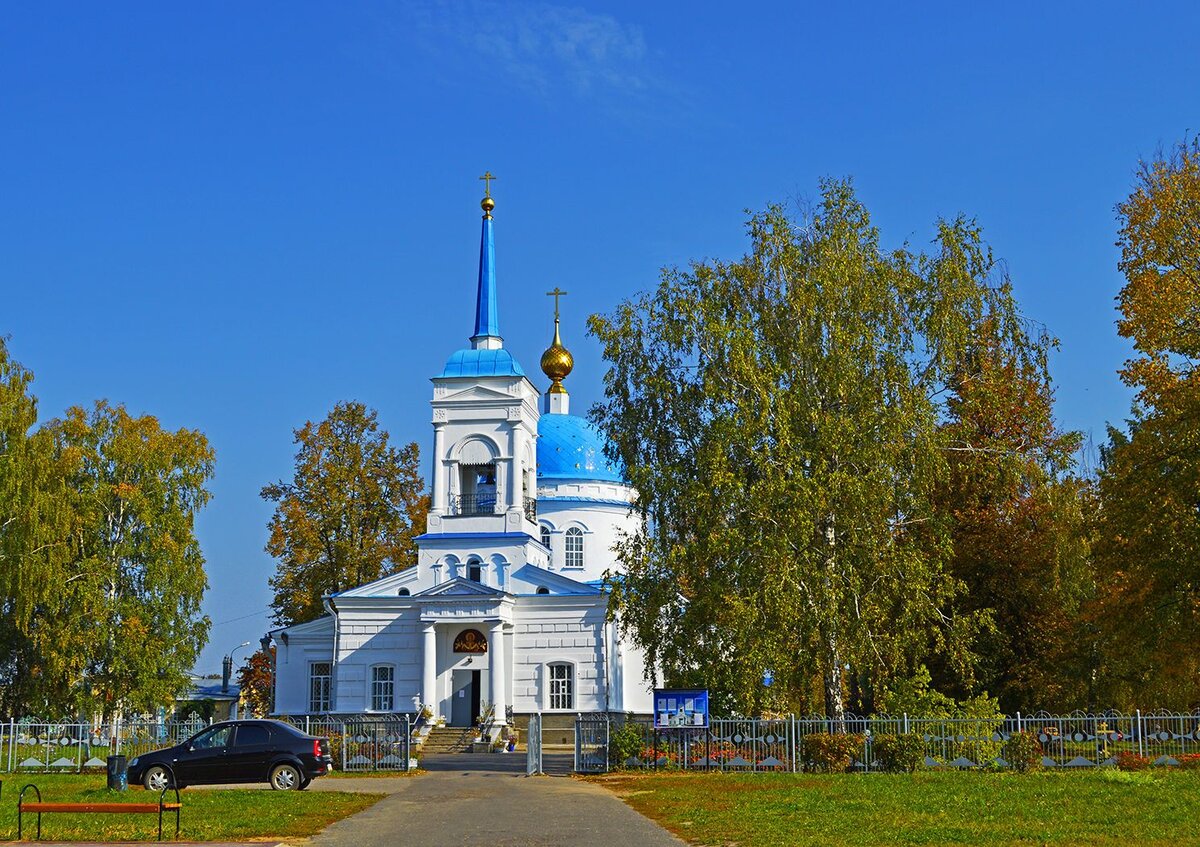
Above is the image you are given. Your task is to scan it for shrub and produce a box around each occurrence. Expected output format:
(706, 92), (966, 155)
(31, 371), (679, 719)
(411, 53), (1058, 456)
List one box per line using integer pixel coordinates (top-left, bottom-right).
(1177, 753), (1200, 770)
(325, 732), (343, 766)
(802, 732), (864, 773)
(1001, 731), (1043, 773)
(872, 733), (926, 773)
(879, 668), (1004, 766)
(607, 719), (645, 769)
(1114, 750), (1150, 771)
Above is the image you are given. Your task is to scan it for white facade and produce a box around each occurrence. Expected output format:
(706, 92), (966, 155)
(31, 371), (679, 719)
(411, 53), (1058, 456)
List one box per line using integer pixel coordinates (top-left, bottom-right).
(270, 192), (653, 724)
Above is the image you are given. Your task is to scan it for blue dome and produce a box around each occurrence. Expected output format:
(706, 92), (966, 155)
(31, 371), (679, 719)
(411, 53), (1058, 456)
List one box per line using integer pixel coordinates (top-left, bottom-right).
(537, 414), (625, 483)
(439, 348), (525, 378)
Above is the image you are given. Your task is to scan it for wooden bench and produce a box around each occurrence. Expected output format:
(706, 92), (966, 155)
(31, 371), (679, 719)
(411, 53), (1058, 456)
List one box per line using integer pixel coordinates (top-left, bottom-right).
(18, 783), (182, 841)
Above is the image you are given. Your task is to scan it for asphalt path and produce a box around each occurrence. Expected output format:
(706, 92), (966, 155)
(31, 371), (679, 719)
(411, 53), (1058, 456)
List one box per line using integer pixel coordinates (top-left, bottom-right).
(304, 753), (684, 847)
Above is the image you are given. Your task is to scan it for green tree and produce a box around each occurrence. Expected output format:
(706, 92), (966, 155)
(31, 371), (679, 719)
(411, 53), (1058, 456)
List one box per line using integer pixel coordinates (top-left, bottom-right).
(589, 179), (1047, 722)
(264, 401), (429, 626)
(46, 401), (214, 720)
(0, 338), (74, 715)
(1093, 136), (1200, 707)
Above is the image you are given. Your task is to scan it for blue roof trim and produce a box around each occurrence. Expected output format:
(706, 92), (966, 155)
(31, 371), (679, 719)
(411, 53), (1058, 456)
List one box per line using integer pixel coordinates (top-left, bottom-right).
(512, 591), (608, 597)
(414, 531), (536, 542)
(536, 414), (625, 483)
(538, 495), (633, 508)
(472, 213), (501, 341)
(438, 348), (526, 378)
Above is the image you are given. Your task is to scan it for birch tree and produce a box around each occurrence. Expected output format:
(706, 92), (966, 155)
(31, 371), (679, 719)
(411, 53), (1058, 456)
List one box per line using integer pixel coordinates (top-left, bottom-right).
(590, 180), (1048, 721)
(47, 401), (214, 719)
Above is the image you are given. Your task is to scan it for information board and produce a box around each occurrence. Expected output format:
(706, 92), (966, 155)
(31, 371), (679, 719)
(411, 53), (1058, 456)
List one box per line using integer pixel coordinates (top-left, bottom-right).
(653, 688), (710, 729)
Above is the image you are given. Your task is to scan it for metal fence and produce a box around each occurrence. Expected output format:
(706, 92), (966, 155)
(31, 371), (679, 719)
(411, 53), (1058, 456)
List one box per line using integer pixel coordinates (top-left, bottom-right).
(582, 709), (1200, 773)
(277, 714), (413, 772)
(574, 713), (608, 774)
(0, 713), (414, 773)
(0, 717), (210, 772)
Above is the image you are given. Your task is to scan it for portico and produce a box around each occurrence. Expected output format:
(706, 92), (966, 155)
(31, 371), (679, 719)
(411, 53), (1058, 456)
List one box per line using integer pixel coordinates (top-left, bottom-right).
(418, 581), (514, 726)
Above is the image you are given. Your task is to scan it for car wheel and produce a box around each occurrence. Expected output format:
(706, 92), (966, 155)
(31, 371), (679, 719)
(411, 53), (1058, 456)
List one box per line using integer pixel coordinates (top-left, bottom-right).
(270, 763), (301, 790)
(143, 765), (172, 792)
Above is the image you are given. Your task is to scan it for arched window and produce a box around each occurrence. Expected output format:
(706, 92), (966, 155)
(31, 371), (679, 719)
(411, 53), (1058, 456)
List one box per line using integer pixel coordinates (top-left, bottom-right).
(370, 665), (395, 712)
(564, 527), (584, 569)
(540, 525), (552, 551)
(548, 662), (574, 710)
(467, 561), (482, 582)
(535, 586), (549, 595)
(398, 587), (410, 596)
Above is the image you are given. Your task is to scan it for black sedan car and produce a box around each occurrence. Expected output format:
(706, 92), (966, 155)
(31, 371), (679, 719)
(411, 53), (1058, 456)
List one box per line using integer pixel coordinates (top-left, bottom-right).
(128, 719), (333, 791)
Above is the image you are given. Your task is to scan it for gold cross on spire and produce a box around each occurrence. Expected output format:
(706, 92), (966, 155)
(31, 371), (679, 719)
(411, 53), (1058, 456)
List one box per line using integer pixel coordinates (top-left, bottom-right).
(546, 287), (568, 321)
(479, 171), (496, 198)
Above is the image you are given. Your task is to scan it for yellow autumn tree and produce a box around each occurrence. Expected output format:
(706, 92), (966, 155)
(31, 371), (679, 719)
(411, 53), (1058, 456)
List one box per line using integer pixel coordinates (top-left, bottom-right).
(264, 402), (429, 626)
(1094, 136), (1200, 707)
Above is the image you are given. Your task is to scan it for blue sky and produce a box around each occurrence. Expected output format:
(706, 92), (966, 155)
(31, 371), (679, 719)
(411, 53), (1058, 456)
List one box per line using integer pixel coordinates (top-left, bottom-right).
(3, 1), (1197, 678)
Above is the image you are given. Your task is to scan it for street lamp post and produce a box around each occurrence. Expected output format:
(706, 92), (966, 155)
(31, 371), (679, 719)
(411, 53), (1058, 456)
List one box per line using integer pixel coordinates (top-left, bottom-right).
(222, 641), (250, 694)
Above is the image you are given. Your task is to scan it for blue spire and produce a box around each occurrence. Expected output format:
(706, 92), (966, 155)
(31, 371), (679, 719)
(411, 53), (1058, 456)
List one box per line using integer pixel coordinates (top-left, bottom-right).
(471, 178), (501, 348)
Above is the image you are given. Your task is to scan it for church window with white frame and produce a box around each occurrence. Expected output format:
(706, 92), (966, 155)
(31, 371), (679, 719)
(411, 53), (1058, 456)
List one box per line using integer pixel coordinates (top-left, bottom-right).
(540, 525), (551, 552)
(309, 662), (332, 712)
(564, 527), (584, 569)
(548, 662), (574, 710)
(370, 665), (395, 712)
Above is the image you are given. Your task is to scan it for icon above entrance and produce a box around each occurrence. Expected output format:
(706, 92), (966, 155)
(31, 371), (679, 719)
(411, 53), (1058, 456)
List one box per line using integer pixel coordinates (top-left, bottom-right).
(453, 629), (488, 653)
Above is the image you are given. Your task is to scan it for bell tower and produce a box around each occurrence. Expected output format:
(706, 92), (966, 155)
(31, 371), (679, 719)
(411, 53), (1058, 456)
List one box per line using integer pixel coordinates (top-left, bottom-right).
(418, 178), (546, 582)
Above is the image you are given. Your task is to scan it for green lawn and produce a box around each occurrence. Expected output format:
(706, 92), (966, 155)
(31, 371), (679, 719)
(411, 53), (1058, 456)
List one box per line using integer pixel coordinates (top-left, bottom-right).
(597, 769), (1200, 846)
(0, 774), (384, 841)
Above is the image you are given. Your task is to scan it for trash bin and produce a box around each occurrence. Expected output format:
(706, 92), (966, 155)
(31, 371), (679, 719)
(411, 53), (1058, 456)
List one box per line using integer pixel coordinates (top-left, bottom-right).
(106, 755), (128, 791)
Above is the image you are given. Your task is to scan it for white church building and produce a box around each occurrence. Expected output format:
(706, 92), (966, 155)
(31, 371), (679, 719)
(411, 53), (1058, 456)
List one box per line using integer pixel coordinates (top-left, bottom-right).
(269, 185), (653, 727)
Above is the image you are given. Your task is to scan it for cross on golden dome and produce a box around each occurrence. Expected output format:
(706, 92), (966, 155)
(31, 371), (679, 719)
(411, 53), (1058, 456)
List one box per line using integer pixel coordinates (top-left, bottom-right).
(546, 287), (568, 320)
(540, 287), (573, 393)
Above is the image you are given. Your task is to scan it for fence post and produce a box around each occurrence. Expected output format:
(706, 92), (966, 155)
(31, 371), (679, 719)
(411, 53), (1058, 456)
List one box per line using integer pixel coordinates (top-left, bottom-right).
(341, 721), (347, 772)
(1136, 710), (1143, 759)
(903, 713), (909, 735)
(788, 715), (794, 772)
(1016, 711), (1021, 734)
(7, 718), (13, 773)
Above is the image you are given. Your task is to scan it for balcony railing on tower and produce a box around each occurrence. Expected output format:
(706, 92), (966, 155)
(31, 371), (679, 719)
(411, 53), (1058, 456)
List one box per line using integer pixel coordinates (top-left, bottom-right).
(448, 493), (537, 521)
(450, 493), (498, 516)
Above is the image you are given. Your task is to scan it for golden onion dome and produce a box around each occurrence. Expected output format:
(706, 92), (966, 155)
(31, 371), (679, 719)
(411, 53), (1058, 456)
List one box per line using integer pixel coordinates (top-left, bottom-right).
(540, 319), (574, 393)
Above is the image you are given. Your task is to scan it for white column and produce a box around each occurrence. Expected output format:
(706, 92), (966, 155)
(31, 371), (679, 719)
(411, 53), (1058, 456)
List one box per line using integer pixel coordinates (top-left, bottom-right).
(432, 424), (447, 513)
(512, 427), (525, 507)
(489, 620), (507, 725)
(422, 624), (437, 713)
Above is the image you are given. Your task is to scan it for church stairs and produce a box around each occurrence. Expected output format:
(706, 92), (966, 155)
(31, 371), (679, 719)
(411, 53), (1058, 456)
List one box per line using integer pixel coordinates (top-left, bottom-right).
(419, 726), (476, 754)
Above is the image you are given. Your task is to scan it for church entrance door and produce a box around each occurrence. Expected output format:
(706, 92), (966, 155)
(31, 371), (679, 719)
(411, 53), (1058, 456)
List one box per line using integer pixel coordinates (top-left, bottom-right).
(451, 669), (481, 727)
